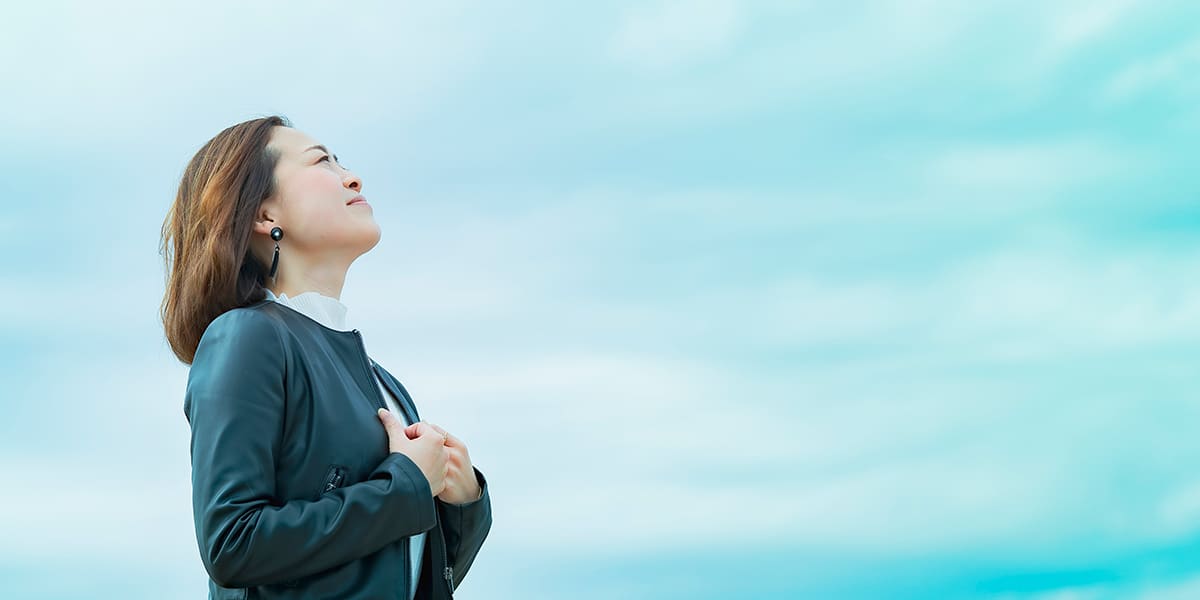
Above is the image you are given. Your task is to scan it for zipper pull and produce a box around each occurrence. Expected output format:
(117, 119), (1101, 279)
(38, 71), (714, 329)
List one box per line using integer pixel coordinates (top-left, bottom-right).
(323, 467), (346, 493)
(444, 566), (453, 585)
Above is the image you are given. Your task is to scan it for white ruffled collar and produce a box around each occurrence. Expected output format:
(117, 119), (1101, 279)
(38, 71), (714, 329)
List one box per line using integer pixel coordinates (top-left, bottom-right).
(264, 288), (351, 332)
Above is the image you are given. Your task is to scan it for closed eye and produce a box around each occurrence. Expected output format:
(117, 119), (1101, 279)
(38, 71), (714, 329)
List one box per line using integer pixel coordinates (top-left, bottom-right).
(318, 154), (346, 168)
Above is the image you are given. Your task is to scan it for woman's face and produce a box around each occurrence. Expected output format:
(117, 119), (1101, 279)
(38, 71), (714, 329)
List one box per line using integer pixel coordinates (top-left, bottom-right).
(255, 126), (379, 262)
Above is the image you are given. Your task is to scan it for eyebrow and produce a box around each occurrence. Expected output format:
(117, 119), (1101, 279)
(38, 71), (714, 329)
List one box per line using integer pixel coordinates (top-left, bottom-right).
(302, 144), (339, 162)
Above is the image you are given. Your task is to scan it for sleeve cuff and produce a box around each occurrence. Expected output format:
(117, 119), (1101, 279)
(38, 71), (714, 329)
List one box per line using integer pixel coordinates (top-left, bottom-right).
(375, 452), (438, 533)
(441, 466), (488, 508)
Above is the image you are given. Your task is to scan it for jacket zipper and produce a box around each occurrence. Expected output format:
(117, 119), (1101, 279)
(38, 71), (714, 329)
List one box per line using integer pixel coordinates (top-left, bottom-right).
(402, 534), (412, 599)
(355, 329), (448, 596)
(436, 508), (454, 597)
(351, 329), (386, 411)
(322, 465), (347, 493)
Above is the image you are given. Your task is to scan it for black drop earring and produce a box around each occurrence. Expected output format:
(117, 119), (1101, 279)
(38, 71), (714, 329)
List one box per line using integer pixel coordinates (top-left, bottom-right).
(268, 227), (284, 279)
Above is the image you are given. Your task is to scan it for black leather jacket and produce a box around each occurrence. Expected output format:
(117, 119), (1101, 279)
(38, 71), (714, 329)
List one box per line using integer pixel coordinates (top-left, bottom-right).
(183, 300), (492, 599)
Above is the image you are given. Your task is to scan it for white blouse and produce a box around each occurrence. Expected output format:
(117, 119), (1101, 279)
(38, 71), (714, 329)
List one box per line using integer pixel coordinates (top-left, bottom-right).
(262, 288), (425, 599)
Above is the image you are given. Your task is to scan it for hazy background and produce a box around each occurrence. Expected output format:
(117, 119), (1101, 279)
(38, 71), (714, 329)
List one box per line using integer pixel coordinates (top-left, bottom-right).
(3, 1), (1200, 598)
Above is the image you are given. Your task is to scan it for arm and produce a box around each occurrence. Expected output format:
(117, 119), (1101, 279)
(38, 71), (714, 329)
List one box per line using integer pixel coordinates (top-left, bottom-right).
(436, 465), (493, 589)
(184, 309), (438, 588)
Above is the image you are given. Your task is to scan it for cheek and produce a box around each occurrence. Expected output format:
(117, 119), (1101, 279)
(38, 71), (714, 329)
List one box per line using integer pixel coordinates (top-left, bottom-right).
(281, 171), (375, 245)
(286, 171), (346, 219)
(296, 167), (344, 194)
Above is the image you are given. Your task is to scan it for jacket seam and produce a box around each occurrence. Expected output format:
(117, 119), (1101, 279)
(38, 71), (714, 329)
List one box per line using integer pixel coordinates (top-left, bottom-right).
(456, 498), (464, 577)
(245, 304), (294, 441)
(264, 305), (293, 377)
(394, 454), (435, 534)
(267, 309), (290, 455)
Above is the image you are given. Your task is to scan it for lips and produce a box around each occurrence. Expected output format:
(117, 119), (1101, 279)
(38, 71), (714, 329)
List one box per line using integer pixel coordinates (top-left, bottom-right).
(347, 195), (367, 206)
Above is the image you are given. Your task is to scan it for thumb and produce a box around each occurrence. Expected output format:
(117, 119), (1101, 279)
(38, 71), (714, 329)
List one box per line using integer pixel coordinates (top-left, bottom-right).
(377, 408), (402, 429)
(406, 421), (440, 438)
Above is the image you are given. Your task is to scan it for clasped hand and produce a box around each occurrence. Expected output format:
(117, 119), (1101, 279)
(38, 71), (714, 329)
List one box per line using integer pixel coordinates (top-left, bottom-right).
(376, 409), (481, 505)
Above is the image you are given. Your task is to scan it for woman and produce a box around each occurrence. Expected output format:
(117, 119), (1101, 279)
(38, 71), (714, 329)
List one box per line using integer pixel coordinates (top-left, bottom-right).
(159, 115), (492, 599)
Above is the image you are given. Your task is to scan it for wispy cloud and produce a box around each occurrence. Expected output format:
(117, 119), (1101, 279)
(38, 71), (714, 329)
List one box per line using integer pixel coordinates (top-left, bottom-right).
(608, 0), (743, 70)
(5, 2), (1200, 599)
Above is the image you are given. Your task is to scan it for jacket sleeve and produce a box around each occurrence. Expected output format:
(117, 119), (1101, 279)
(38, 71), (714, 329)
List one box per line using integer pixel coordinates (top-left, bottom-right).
(436, 465), (493, 590)
(183, 309), (438, 588)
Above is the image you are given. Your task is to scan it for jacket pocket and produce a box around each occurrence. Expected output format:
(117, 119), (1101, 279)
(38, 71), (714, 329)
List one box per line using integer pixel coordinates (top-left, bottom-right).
(280, 464), (350, 589)
(320, 464), (349, 495)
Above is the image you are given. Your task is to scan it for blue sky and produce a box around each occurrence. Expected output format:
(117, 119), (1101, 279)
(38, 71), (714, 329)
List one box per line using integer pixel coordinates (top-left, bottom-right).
(3, 1), (1200, 598)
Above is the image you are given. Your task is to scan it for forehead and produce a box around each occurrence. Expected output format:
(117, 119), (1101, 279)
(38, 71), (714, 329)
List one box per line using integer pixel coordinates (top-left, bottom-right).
(269, 126), (323, 158)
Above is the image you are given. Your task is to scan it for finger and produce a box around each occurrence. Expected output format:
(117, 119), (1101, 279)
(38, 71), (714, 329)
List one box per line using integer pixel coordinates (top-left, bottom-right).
(418, 423), (451, 446)
(376, 408), (401, 429)
(424, 423), (459, 446)
(406, 422), (439, 439)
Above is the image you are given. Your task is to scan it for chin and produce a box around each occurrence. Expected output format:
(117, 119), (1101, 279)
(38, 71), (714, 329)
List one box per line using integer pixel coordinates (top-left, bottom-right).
(360, 222), (382, 252)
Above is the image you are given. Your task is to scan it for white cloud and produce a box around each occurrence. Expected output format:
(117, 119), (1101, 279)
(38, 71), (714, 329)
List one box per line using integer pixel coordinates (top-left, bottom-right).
(923, 138), (1134, 194)
(608, 0), (743, 70)
(1038, 0), (1138, 63)
(1017, 573), (1200, 600)
(0, 1), (490, 147)
(1155, 480), (1200, 535)
(930, 244), (1200, 356)
(1101, 38), (1200, 104)
(1138, 574), (1200, 600)
(0, 457), (198, 564)
(361, 234), (1200, 556)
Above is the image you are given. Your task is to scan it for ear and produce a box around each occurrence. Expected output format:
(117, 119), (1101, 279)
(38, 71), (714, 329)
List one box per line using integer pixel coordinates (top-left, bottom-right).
(252, 201), (279, 237)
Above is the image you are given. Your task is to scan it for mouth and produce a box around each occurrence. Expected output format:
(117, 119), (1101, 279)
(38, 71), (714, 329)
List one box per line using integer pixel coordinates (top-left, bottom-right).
(346, 195), (368, 206)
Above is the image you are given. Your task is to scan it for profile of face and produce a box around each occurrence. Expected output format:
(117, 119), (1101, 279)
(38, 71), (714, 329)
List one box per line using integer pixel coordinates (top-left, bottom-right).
(252, 126), (380, 270)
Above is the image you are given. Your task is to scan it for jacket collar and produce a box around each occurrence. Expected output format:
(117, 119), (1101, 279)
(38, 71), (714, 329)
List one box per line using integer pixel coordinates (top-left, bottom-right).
(260, 291), (421, 423)
(372, 362), (422, 423)
(263, 288), (350, 331)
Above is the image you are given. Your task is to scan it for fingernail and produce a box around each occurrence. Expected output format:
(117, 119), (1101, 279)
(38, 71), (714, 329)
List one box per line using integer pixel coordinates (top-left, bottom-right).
(377, 408), (387, 417)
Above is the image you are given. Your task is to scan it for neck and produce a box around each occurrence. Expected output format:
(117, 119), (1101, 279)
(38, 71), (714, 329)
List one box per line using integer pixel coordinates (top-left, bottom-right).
(266, 255), (351, 301)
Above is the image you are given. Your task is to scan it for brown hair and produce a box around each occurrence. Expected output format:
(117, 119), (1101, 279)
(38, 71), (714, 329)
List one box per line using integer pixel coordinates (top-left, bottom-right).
(159, 114), (292, 364)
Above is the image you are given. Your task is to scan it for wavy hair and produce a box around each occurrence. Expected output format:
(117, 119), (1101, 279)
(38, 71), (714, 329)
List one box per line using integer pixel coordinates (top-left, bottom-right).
(159, 114), (291, 364)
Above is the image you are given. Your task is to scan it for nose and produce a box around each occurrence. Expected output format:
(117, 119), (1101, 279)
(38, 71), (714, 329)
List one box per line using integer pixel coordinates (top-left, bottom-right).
(343, 168), (362, 192)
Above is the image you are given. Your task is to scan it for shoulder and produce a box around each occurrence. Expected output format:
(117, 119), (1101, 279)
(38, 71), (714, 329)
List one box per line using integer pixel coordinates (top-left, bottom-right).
(205, 300), (284, 332)
(185, 302), (295, 416)
(195, 301), (293, 362)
